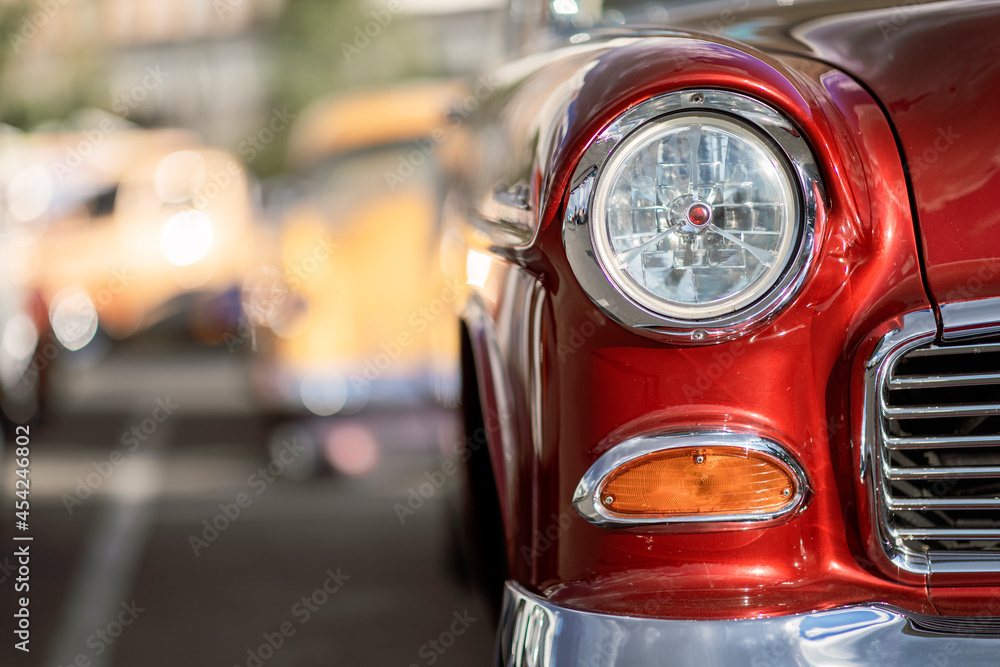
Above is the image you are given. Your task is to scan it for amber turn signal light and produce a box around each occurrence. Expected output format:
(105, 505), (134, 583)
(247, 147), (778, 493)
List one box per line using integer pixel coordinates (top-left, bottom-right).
(599, 445), (798, 518)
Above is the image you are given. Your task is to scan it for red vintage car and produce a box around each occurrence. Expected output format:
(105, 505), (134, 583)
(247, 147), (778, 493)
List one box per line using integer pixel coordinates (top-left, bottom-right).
(449, 0), (1000, 663)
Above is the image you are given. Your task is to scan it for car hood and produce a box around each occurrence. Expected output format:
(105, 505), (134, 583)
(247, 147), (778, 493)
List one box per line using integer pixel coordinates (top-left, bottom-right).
(660, 0), (1000, 305)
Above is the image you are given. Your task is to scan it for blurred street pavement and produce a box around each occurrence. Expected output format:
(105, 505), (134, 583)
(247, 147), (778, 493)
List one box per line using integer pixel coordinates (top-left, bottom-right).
(1, 334), (492, 666)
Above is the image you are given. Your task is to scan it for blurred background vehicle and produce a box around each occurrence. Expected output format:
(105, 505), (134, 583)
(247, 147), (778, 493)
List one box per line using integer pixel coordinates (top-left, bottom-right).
(0, 0), (505, 664)
(248, 82), (465, 475)
(0, 122), (270, 417)
(38, 129), (264, 338)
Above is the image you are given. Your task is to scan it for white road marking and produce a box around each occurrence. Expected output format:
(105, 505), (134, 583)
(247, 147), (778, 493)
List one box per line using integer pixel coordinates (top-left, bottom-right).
(43, 416), (171, 667)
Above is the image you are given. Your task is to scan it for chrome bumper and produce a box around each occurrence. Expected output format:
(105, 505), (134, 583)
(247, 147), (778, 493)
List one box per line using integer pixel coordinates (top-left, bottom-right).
(497, 582), (1000, 666)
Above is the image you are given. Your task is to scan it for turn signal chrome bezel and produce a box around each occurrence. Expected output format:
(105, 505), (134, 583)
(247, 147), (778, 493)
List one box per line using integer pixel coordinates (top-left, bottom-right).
(572, 431), (810, 532)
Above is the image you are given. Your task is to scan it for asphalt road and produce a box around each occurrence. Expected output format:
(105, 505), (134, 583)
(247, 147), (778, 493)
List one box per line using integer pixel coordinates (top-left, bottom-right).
(1, 338), (493, 666)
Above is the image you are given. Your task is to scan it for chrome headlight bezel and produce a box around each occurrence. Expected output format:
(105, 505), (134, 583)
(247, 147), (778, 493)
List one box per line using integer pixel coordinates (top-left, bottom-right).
(563, 89), (823, 343)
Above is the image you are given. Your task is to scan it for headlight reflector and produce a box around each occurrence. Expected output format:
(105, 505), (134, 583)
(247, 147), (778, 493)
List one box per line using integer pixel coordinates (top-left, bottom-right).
(592, 112), (800, 320)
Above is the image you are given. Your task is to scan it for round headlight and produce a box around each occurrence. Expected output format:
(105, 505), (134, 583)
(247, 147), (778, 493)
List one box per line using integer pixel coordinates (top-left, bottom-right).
(564, 90), (820, 341)
(593, 113), (799, 319)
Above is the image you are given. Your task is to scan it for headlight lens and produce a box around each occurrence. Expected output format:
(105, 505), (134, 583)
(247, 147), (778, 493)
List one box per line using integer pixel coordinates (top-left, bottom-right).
(591, 112), (800, 320)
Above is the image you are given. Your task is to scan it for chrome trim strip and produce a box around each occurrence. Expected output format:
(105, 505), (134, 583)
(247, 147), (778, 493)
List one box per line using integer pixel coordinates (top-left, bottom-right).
(895, 528), (1000, 539)
(927, 553), (1000, 573)
(469, 211), (535, 247)
(889, 497), (1000, 511)
(907, 341), (1000, 357)
(572, 430), (809, 532)
(497, 581), (1000, 667)
(941, 296), (1000, 341)
(888, 465), (1000, 480)
(884, 403), (1000, 419)
(890, 371), (1000, 388)
(889, 466), (1000, 480)
(529, 285), (546, 460)
(477, 182), (535, 239)
(562, 89), (824, 344)
(887, 435), (1000, 449)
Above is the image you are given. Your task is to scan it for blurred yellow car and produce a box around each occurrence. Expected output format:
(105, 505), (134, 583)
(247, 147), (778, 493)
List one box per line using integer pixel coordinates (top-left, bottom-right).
(249, 81), (463, 418)
(1, 121), (270, 353)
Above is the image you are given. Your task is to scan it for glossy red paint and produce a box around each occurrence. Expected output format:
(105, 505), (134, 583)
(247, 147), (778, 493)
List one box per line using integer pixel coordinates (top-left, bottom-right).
(929, 587), (1000, 617)
(789, 1), (1000, 306)
(463, 261), (547, 575)
(458, 16), (1000, 620)
(646, 0), (1000, 307)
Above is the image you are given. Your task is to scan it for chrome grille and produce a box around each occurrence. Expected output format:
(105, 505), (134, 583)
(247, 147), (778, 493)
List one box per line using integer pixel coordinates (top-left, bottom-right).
(868, 311), (1000, 576)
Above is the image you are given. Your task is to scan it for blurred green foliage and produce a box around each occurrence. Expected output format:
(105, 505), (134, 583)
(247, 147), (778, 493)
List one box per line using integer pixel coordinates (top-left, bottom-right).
(0, 0), (453, 177)
(272, 0), (445, 107)
(0, 0), (104, 128)
(255, 0), (450, 175)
